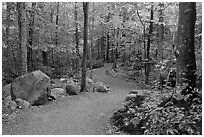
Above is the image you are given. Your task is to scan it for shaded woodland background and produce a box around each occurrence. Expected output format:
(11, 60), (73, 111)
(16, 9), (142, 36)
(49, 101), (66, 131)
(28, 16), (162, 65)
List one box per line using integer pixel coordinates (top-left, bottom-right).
(2, 2), (201, 86)
(1, 2), (202, 135)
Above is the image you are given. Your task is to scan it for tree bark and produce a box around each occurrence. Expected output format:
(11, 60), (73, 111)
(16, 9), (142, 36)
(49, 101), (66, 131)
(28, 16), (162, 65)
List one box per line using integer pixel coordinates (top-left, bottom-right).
(106, 33), (110, 63)
(53, 2), (59, 77)
(157, 2), (164, 86)
(28, 2), (36, 71)
(6, 2), (18, 75)
(157, 2), (164, 62)
(89, 2), (95, 79)
(112, 28), (117, 69)
(101, 36), (105, 62)
(17, 2), (28, 75)
(50, 3), (54, 75)
(145, 3), (154, 84)
(74, 2), (80, 76)
(81, 2), (89, 92)
(106, 12), (111, 63)
(176, 2), (197, 94)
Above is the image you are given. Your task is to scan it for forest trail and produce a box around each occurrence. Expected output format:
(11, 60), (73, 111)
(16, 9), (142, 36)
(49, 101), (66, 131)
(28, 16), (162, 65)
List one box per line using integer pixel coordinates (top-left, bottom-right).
(3, 63), (138, 135)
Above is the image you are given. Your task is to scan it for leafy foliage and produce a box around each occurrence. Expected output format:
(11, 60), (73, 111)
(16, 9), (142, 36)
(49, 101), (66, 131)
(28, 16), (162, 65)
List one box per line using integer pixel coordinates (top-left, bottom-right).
(110, 86), (202, 135)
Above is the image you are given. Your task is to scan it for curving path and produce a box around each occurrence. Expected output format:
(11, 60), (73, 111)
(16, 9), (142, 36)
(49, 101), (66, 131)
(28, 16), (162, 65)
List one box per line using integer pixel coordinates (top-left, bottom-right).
(2, 63), (138, 135)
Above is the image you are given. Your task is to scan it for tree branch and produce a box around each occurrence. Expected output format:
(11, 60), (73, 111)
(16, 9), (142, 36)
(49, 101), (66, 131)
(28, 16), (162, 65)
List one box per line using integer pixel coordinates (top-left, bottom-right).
(135, 4), (145, 28)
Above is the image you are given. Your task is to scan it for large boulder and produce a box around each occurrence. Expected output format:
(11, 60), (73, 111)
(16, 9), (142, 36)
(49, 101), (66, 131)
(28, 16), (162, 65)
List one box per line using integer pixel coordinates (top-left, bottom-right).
(10, 70), (52, 105)
(65, 80), (80, 95)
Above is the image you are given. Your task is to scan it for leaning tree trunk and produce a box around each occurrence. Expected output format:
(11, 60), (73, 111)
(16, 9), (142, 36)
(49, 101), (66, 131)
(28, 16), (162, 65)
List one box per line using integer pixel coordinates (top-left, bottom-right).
(176, 2), (197, 95)
(81, 2), (89, 92)
(145, 3), (154, 84)
(17, 2), (27, 75)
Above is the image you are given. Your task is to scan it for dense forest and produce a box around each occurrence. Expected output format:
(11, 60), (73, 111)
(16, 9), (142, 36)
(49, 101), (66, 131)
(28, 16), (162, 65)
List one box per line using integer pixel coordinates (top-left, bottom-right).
(2, 2), (202, 135)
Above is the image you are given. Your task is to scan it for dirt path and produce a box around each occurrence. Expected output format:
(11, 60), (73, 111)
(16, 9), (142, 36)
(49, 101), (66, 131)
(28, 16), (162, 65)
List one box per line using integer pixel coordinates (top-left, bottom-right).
(2, 63), (138, 135)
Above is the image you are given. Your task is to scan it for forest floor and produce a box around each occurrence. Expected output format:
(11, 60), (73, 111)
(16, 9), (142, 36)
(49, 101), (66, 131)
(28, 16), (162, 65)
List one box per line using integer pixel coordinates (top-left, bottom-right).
(2, 63), (144, 135)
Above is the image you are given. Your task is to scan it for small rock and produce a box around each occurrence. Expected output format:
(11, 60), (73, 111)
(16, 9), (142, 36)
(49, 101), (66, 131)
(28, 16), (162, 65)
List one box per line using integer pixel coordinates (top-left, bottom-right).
(125, 94), (137, 101)
(15, 98), (30, 109)
(65, 82), (80, 95)
(51, 88), (66, 98)
(15, 98), (23, 106)
(94, 82), (109, 93)
(22, 100), (30, 109)
(3, 95), (12, 108)
(8, 101), (17, 111)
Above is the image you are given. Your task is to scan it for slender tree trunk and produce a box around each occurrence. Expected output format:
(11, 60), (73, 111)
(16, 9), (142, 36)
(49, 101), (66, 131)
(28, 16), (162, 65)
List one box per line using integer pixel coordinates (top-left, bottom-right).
(157, 2), (164, 62)
(176, 2), (197, 95)
(106, 33), (110, 63)
(157, 2), (164, 86)
(49, 3), (54, 76)
(74, 2), (80, 77)
(112, 28), (117, 69)
(97, 40), (101, 59)
(17, 2), (28, 75)
(53, 2), (59, 77)
(143, 28), (146, 61)
(6, 2), (18, 75)
(100, 36), (105, 62)
(106, 12), (111, 63)
(136, 4), (146, 74)
(28, 2), (36, 71)
(17, 3), (22, 74)
(145, 3), (154, 84)
(81, 2), (89, 92)
(90, 2), (95, 79)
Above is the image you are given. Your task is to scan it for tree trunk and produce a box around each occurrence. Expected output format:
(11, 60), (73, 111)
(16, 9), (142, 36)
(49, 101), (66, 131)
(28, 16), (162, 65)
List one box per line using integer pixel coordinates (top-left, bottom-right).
(101, 36), (105, 62)
(157, 2), (164, 86)
(145, 3), (154, 84)
(17, 2), (28, 75)
(42, 51), (48, 65)
(97, 40), (101, 59)
(106, 33), (110, 63)
(81, 2), (89, 92)
(50, 3), (54, 76)
(157, 2), (164, 62)
(28, 2), (36, 71)
(53, 2), (59, 77)
(74, 2), (80, 76)
(6, 2), (18, 75)
(89, 2), (95, 79)
(106, 12), (111, 63)
(176, 2), (197, 95)
(112, 28), (117, 69)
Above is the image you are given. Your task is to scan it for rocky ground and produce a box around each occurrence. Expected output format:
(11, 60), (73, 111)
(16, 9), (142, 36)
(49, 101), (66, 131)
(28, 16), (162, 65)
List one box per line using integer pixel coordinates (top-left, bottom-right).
(2, 63), (141, 135)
